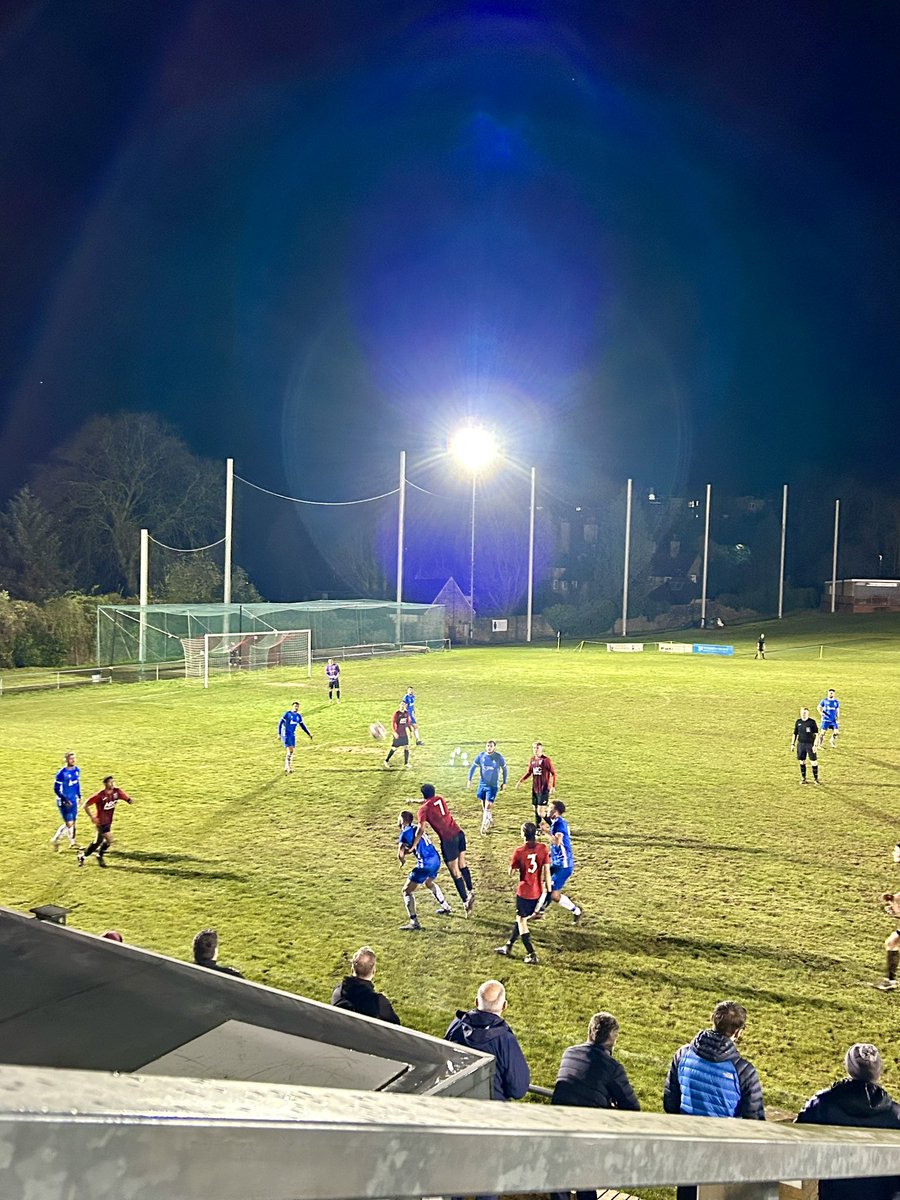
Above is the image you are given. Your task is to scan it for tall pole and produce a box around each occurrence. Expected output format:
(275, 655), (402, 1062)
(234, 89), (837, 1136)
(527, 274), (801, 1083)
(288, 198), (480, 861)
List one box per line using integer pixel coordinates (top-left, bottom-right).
(831, 498), (840, 614)
(778, 483), (788, 619)
(139, 528), (149, 665)
(526, 466), (536, 643)
(223, 457), (234, 606)
(622, 477), (633, 638)
(700, 482), (711, 628)
(469, 475), (476, 638)
(395, 450), (406, 647)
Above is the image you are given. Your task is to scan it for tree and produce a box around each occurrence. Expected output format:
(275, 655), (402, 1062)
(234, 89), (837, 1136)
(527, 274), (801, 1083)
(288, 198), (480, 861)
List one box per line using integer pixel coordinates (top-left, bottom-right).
(34, 413), (223, 594)
(156, 555), (263, 603)
(0, 487), (70, 601)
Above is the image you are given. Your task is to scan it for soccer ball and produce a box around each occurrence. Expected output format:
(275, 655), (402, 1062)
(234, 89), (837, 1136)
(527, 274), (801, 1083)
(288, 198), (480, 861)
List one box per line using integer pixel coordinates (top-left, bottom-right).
(370, 722), (387, 741)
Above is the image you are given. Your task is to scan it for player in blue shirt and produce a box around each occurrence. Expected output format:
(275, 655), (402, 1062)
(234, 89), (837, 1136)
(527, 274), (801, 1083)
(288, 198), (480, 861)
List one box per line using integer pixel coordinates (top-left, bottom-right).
(402, 686), (423, 745)
(277, 701), (312, 774)
(397, 810), (452, 929)
(817, 689), (840, 748)
(534, 800), (582, 923)
(51, 751), (81, 851)
(467, 740), (508, 834)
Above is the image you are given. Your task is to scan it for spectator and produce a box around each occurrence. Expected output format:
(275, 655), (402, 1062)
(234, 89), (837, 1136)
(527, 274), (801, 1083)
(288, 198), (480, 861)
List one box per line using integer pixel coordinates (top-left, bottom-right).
(550, 1011), (640, 1200)
(332, 947), (400, 1024)
(102, 930), (124, 942)
(796, 1043), (900, 1200)
(446, 980), (529, 1102)
(663, 1000), (764, 1200)
(192, 929), (244, 978)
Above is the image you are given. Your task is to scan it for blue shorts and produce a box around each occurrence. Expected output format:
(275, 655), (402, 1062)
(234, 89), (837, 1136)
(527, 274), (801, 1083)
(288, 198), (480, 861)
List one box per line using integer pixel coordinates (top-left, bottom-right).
(406, 708), (416, 724)
(408, 863), (439, 885)
(477, 783), (498, 805)
(551, 864), (574, 891)
(56, 799), (78, 823)
(821, 720), (838, 732)
(282, 735), (296, 749)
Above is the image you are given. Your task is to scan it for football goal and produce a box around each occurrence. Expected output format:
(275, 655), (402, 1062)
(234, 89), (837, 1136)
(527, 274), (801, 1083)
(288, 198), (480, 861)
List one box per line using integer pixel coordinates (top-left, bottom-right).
(181, 629), (312, 688)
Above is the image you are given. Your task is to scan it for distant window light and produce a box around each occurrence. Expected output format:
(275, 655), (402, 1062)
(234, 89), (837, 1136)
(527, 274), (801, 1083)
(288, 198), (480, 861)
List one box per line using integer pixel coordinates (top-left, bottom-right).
(690, 574), (698, 583)
(575, 506), (582, 512)
(648, 491), (657, 501)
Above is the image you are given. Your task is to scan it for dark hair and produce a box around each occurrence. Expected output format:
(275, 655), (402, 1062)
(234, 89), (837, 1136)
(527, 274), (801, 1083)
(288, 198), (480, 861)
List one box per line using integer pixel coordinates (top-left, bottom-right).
(103, 775), (114, 786)
(551, 800), (566, 814)
(522, 821), (537, 842)
(711, 1000), (747, 1037)
(400, 810), (414, 825)
(588, 1012), (619, 1045)
(193, 929), (218, 962)
(420, 783), (435, 799)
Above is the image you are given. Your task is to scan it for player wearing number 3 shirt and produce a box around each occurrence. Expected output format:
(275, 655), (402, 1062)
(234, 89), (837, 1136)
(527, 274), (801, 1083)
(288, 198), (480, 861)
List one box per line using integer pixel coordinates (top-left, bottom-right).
(413, 784), (475, 914)
(495, 823), (551, 965)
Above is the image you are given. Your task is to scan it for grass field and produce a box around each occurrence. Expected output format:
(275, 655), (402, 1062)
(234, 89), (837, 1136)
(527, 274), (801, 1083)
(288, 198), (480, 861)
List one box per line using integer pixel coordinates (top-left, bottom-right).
(4, 612), (900, 1196)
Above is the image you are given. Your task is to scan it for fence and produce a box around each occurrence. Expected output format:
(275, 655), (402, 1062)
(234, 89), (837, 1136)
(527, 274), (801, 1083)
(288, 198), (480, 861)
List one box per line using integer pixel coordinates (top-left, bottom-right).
(5, 1064), (900, 1199)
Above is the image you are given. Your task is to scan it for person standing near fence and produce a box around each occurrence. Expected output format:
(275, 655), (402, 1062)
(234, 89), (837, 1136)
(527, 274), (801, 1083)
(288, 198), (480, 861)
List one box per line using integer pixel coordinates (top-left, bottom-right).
(325, 659), (341, 703)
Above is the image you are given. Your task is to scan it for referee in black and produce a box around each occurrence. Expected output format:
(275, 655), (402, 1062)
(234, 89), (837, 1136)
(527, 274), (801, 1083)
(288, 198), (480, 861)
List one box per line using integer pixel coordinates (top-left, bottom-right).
(791, 706), (820, 784)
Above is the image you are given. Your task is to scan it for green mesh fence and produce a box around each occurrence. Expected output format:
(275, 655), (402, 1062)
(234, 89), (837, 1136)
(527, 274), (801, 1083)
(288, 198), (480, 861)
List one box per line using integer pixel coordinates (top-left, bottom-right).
(97, 601), (446, 665)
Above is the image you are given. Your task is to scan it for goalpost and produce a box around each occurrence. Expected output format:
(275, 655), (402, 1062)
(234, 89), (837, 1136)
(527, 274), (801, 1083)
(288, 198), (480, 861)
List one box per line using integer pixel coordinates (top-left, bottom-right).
(181, 629), (312, 688)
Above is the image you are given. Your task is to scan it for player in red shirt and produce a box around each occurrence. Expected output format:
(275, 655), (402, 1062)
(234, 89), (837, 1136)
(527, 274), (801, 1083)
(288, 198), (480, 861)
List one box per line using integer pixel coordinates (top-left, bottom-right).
(515, 741), (556, 831)
(495, 822), (551, 965)
(77, 776), (134, 868)
(413, 783), (475, 914)
(383, 701), (414, 769)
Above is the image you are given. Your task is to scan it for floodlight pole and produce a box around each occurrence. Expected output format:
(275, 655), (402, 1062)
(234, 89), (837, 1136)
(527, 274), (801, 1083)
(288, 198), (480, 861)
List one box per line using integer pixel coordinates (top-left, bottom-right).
(468, 475), (476, 639)
(831, 498), (840, 614)
(396, 450), (406, 646)
(700, 482), (711, 628)
(622, 477), (633, 638)
(777, 484), (788, 619)
(224, 458), (234, 606)
(139, 528), (149, 665)
(526, 466), (536, 643)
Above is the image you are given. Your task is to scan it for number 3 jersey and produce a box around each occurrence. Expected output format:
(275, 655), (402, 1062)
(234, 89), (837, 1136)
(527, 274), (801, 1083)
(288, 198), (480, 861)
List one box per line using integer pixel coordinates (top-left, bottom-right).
(510, 841), (550, 899)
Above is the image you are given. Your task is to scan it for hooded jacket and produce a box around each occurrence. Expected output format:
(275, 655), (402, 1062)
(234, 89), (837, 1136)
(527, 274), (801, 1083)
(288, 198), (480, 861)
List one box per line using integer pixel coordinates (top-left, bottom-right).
(796, 1079), (900, 1200)
(663, 1029), (764, 1120)
(331, 976), (400, 1024)
(445, 1009), (530, 1101)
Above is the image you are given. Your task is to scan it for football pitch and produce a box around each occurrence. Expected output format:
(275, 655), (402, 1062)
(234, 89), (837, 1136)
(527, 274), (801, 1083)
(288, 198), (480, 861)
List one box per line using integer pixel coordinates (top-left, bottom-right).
(4, 614), (900, 1141)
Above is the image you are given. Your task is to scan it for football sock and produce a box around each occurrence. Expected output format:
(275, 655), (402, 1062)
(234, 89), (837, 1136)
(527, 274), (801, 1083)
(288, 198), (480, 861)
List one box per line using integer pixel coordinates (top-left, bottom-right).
(403, 749), (409, 765)
(558, 895), (578, 912)
(385, 749), (395, 762)
(521, 933), (535, 955)
(507, 927), (520, 947)
(453, 876), (468, 902)
(812, 765), (819, 780)
(460, 866), (473, 891)
(83, 840), (98, 858)
(432, 883), (448, 906)
(800, 763), (807, 780)
(68, 827), (77, 844)
(888, 950), (899, 980)
(52, 824), (66, 842)
(404, 894), (417, 919)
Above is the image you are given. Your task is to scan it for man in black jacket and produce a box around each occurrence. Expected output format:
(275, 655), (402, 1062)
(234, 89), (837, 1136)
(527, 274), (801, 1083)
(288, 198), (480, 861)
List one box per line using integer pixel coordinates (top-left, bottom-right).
(796, 1042), (900, 1200)
(192, 929), (244, 978)
(331, 946), (401, 1024)
(550, 1012), (640, 1200)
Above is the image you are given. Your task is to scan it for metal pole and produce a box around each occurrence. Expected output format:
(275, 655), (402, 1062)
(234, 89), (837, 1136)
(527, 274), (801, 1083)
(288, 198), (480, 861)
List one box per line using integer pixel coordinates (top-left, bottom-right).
(777, 484), (788, 619)
(469, 475), (476, 634)
(526, 466), (536, 643)
(700, 482), (711, 628)
(622, 477), (633, 637)
(139, 529), (149, 665)
(831, 498), (840, 614)
(396, 451), (406, 605)
(224, 457), (234, 606)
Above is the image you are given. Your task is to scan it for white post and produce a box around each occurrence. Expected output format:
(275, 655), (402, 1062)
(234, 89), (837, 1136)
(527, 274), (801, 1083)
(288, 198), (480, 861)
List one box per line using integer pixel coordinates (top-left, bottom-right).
(224, 458), (234, 606)
(396, 451), (406, 605)
(139, 528), (149, 665)
(700, 482), (711, 628)
(526, 466), (536, 643)
(622, 477), (633, 638)
(831, 498), (840, 614)
(469, 475), (476, 638)
(777, 484), (788, 619)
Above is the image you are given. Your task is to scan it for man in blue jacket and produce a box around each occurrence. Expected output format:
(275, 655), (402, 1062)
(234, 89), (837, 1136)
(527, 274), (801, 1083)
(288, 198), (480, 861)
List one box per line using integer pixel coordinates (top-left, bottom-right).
(446, 980), (530, 1102)
(664, 1000), (764, 1200)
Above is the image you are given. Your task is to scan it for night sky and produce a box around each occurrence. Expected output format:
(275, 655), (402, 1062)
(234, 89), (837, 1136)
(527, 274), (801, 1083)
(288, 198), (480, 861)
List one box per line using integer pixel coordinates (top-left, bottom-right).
(1, 1), (898, 593)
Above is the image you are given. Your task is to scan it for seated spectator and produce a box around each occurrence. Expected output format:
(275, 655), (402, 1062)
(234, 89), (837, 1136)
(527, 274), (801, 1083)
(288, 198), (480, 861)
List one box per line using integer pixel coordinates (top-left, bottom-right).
(332, 946), (400, 1023)
(102, 930), (124, 942)
(550, 1011), (640, 1200)
(664, 1000), (764, 1200)
(192, 928), (244, 978)
(446, 980), (529, 1102)
(796, 1043), (900, 1200)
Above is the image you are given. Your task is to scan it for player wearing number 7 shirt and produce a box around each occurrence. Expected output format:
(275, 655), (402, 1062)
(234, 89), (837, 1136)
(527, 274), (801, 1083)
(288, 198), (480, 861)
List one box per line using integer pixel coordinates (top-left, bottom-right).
(413, 784), (476, 915)
(495, 822), (551, 965)
(516, 741), (556, 831)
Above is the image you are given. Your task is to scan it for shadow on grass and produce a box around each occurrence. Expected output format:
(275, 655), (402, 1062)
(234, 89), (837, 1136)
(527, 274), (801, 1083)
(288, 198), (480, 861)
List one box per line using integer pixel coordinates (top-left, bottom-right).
(112, 862), (248, 883)
(576, 831), (800, 859)
(115, 850), (207, 864)
(828, 789), (898, 827)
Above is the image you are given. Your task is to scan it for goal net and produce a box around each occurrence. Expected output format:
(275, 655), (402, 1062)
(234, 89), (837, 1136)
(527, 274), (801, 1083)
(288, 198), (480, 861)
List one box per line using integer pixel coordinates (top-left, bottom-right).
(181, 629), (312, 688)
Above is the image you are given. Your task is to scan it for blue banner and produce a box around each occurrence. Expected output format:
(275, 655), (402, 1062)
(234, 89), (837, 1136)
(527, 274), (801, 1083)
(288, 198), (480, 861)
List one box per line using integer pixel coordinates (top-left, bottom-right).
(693, 643), (734, 656)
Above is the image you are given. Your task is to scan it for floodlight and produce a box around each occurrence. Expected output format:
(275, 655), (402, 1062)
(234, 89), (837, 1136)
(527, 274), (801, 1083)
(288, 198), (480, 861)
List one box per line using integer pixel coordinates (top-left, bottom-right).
(449, 425), (497, 474)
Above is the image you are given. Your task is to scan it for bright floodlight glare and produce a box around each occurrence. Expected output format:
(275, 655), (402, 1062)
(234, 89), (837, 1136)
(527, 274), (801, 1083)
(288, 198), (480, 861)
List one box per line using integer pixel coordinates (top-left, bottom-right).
(449, 424), (497, 474)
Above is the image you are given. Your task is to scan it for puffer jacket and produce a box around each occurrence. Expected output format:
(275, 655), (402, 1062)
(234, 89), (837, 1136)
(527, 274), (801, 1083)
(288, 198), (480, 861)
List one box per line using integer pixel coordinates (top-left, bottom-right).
(663, 1029), (764, 1120)
(331, 976), (400, 1024)
(445, 1009), (530, 1101)
(796, 1079), (900, 1200)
